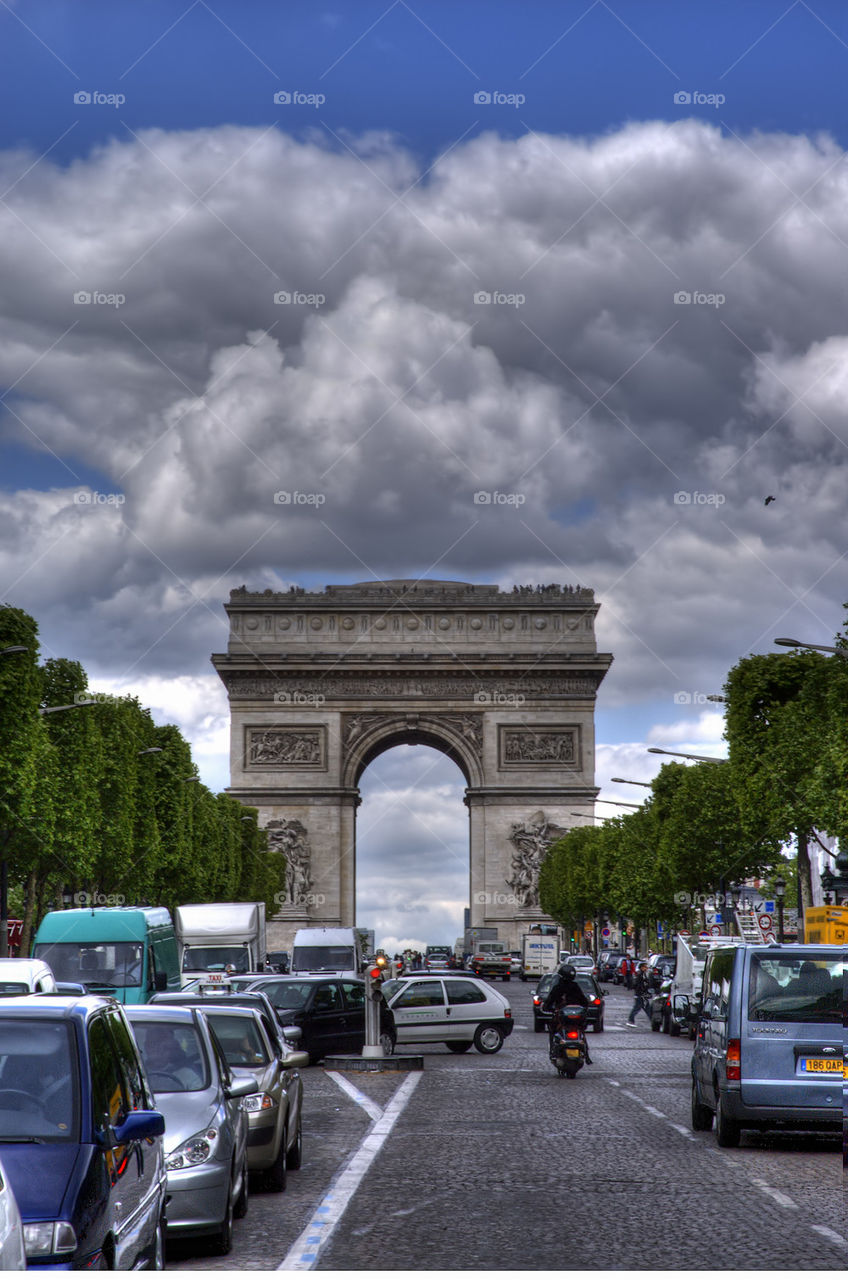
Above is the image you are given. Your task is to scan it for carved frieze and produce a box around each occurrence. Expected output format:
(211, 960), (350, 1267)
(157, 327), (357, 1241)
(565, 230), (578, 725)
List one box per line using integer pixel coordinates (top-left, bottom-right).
(506, 810), (568, 909)
(223, 672), (600, 701)
(244, 726), (327, 770)
(499, 725), (581, 770)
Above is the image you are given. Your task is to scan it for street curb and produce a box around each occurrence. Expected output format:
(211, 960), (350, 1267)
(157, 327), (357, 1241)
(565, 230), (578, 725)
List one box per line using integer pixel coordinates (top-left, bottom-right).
(323, 1054), (424, 1072)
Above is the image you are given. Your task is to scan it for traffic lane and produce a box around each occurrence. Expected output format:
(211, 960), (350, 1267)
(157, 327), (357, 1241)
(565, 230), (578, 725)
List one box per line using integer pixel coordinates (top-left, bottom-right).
(317, 1050), (846, 1272)
(166, 1064), (376, 1271)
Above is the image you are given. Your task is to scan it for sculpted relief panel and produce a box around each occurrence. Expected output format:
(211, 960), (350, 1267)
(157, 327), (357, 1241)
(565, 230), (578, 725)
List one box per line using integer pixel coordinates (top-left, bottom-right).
(266, 819), (314, 905)
(499, 726), (580, 769)
(506, 810), (568, 909)
(245, 727), (327, 770)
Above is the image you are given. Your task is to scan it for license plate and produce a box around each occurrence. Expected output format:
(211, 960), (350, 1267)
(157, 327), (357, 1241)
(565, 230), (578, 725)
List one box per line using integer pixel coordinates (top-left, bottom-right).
(566, 1048), (581, 1059)
(800, 1058), (842, 1074)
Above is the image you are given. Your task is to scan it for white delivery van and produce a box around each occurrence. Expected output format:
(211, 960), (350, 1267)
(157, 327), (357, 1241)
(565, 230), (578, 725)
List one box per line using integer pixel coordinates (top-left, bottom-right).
(290, 927), (362, 979)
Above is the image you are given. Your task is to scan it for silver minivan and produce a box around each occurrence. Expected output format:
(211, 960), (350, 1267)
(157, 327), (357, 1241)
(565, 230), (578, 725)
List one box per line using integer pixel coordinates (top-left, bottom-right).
(690, 943), (842, 1146)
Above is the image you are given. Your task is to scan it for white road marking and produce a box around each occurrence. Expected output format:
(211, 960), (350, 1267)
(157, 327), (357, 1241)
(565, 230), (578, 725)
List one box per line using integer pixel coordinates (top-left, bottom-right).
(750, 1177), (797, 1209)
(811, 1225), (848, 1248)
(279, 1071), (422, 1271)
(325, 1070), (383, 1123)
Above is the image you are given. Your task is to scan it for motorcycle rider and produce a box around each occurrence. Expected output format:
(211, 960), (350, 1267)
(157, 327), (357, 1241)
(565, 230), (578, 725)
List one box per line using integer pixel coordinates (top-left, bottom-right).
(543, 961), (592, 1064)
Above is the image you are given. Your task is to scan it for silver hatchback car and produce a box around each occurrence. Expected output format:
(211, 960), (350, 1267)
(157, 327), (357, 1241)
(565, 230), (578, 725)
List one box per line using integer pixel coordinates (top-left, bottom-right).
(127, 1006), (252, 1255)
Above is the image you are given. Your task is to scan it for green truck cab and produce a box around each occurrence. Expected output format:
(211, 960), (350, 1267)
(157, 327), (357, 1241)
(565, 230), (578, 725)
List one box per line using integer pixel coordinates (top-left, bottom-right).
(32, 907), (181, 1004)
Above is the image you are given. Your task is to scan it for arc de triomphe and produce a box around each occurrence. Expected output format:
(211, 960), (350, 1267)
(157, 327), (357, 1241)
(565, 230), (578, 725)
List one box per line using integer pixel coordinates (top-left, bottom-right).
(212, 580), (612, 951)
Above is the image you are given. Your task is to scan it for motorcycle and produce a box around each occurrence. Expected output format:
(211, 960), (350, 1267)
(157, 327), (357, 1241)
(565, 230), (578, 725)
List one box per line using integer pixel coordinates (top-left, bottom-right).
(549, 1003), (589, 1078)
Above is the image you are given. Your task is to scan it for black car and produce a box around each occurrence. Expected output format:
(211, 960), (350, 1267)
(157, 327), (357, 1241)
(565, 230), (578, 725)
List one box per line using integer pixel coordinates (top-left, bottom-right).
(245, 976), (396, 1063)
(266, 952), (290, 974)
(598, 951), (626, 983)
(532, 972), (605, 1033)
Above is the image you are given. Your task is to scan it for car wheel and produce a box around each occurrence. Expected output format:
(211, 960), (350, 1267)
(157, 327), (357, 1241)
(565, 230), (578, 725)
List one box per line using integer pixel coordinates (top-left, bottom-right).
(669, 1020), (681, 1038)
(233, 1152), (249, 1219)
(595, 1016), (604, 1033)
(715, 1092), (741, 1148)
(651, 1017), (661, 1032)
(473, 1024), (504, 1054)
(446, 1041), (473, 1053)
(533, 1017), (544, 1033)
(264, 1121), (288, 1192)
(690, 1078), (713, 1132)
(380, 1031), (395, 1056)
(287, 1115), (303, 1170)
(210, 1183), (234, 1256)
(662, 1011), (671, 1035)
(503, 974), (511, 982)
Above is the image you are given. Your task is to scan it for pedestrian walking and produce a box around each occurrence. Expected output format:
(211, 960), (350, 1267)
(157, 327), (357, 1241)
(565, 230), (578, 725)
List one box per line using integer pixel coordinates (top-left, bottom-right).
(625, 962), (652, 1026)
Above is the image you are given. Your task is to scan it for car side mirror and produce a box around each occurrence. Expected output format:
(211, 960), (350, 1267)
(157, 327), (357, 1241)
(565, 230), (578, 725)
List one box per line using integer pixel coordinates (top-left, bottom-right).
(110, 1110), (165, 1145)
(282, 1025), (302, 1043)
(154, 971), (168, 992)
(281, 1051), (309, 1070)
(225, 1077), (255, 1100)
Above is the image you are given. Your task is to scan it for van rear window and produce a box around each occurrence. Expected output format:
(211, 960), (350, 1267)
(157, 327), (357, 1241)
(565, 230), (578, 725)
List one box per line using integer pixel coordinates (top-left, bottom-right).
(748, 955), (841, 1024)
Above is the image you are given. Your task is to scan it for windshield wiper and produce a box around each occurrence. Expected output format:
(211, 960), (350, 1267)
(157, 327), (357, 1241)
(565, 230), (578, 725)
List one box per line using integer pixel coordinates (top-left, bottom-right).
(1, 1136), (46, 1144)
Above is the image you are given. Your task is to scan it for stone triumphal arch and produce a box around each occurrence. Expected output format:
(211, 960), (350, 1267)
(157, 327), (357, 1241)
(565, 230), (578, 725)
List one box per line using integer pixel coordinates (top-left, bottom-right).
(212, 580), (612, 951)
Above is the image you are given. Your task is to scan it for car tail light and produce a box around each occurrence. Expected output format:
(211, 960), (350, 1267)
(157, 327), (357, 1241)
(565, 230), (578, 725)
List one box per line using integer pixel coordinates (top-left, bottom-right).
(726, 1038), (741, 1081)
(591, 997), (600, 1005)
(504, 1008), (512, 1018)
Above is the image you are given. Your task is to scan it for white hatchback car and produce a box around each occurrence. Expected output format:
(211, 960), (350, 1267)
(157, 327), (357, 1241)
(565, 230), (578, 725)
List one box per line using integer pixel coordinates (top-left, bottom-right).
(0, 1157), (26, 1270)
(381, 975), (514, 1054)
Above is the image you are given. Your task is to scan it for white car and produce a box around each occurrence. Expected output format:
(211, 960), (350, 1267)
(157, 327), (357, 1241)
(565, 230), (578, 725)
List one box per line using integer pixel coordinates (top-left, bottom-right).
(0, 1157), (26, 1270)
(0, 959), (57, 996)
(381, 974), (514, 1054)
(567, 955), (598, 977)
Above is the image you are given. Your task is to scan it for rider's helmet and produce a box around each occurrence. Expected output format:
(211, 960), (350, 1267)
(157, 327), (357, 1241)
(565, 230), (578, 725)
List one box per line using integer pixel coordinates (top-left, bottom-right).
(557, 962), (576, 981)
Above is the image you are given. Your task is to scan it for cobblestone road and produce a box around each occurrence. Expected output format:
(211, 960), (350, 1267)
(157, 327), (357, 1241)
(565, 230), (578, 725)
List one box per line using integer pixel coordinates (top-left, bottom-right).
(169, 982), (844, 1271)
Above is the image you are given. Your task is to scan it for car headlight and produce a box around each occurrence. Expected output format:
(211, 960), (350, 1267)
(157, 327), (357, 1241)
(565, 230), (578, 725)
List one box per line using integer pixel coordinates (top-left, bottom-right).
(166, 1127), (219, 1170)
(242, 1092), (276, 1113)
(23, 1221), (77, 1259)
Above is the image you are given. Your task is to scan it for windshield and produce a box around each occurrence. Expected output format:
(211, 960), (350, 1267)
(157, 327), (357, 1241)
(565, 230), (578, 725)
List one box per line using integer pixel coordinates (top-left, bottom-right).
(206, 1014), (270, 1067)
(182, 946), (250, 973)
(256, 981), (313, 1010)
(34, 940), (143, 989)
(131, 1020), (210, 1092)
(0, 1018), (79, 1141)
(291, 946), (355, 972)
(748, 954), (841, 1024)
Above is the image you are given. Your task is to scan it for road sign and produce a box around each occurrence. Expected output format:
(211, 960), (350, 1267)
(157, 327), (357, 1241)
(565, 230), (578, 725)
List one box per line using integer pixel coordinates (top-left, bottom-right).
(764, 901), (775, 913)
(709, 925), (722, 936)
(758, 913), (772, 931)
(602, 927), (610, 938)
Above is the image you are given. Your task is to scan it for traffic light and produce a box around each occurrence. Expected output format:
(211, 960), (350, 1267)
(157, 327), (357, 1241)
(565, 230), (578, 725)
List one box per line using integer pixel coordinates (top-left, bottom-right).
(369, 953), (390, 985)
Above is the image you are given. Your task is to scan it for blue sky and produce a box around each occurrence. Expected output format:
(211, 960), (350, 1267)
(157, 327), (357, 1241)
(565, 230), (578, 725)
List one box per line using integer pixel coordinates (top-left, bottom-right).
(1, 1), (845, 948)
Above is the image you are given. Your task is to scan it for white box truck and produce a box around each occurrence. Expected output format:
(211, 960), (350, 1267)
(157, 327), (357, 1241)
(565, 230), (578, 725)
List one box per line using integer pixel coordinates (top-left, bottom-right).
(291, 927), (362, 979)
(521, 932), (561, 982)
(174, 902), (266, 985)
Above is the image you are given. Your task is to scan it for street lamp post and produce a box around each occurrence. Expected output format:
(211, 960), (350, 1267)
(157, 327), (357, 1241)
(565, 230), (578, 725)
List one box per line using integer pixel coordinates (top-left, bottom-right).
(774, 875), (786, 942)
(774, 638), (848, 658)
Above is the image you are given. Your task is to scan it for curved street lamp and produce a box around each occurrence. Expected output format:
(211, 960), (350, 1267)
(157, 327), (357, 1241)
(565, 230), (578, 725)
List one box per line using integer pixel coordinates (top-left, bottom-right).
(774, 638), (848, 658)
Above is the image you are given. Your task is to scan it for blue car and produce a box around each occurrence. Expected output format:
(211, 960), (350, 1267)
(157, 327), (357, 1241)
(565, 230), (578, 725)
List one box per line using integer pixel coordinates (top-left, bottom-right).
(0, 995), (166, 1270)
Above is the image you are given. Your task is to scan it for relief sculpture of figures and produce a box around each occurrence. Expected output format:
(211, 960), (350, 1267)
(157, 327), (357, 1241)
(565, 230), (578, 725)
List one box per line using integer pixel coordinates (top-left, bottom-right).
(503, 730), (574, 764)
(248, 729), (322, 766)
(266, 819), (313, 905)
(506, 810), (567, 908)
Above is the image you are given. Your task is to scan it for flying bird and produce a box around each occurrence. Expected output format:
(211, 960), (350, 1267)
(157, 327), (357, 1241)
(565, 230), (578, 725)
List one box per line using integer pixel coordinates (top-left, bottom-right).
(764, 495), (776, 506)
